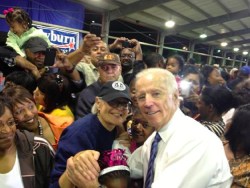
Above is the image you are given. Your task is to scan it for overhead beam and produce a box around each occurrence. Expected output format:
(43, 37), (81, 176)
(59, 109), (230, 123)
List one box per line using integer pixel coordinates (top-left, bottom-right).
(229, 38), (250, 46)
(196, 28), (250, 43)
(159, 5), (193, 22)
(171, 9), (250, 34)
(120, 17), (166, 35)
(109, 0), (173, 20)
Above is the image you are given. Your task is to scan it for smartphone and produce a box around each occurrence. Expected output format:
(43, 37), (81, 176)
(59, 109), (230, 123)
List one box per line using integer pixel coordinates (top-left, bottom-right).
(122, 41), (130, 48)
(180, 80), (192, 98)
(44, 47), (57, 67)
(90, 23), (102, 37)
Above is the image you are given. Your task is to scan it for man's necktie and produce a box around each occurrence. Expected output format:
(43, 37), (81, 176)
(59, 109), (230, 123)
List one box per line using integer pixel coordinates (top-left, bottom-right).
(145, 132), (161, 188)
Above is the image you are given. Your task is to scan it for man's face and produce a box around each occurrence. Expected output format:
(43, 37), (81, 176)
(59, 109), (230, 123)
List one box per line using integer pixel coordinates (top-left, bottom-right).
(90, 42), (108, 66)
(25, 49), (45, 70)
(98, 63), (121, 83)
(120, 48), (135, 70)
(135, 73), (178, 131)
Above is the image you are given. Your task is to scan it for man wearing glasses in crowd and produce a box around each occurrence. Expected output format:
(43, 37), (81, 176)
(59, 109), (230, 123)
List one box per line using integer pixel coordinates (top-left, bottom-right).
(75, 52), (123, 119)
(119, 39), (145, 86)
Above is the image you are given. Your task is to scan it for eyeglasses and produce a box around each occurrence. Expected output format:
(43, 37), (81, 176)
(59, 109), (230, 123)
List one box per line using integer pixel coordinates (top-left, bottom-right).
(0, 119), (16, 131)
(120, 54), (135, 58)
(107, 100), (131, 110)
(100, 64), (120, 72)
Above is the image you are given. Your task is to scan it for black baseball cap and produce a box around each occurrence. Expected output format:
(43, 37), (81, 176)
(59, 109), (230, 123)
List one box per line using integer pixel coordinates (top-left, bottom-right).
(98, 81), (131, 102)
(22, 37), (48, 53)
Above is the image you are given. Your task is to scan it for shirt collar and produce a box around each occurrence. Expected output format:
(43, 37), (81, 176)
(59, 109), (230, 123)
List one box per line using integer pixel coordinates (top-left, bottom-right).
(158, 108), (184, 143)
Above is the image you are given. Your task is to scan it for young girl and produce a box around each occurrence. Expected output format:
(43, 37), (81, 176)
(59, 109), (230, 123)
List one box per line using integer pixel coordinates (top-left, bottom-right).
(166, 54), (185, 101)
(98, 149), (131, 188)
(4, 7), (51, 57)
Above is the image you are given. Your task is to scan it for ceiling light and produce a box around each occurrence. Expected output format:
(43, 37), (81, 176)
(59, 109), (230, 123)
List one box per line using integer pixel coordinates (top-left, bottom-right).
(217, 49), (221, 53)
(221, 42), (228, 47)
(242, 51), (248, 55)
(233, 47), (239, 52)
(182, 46), (188, 50)
(199, 33), (207, 38)
(165, 20), (175, 28)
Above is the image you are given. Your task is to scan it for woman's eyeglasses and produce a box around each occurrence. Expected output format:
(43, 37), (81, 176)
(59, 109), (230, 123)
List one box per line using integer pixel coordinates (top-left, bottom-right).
(107, 100), (131, 110)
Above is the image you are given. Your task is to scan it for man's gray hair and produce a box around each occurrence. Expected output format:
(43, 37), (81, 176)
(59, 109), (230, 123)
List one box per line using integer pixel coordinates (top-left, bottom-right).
(135, 68), (178, 95)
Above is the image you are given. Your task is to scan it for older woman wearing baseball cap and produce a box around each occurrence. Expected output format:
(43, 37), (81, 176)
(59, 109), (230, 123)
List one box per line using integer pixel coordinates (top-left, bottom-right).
(50, 80), (131, 187)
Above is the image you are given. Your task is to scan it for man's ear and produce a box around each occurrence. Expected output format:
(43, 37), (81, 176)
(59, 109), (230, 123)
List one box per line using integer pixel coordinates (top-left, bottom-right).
(95, 97), (101, 109)
(173, 90), (179, 101)
(173, 90), (180, 106)
(208, 104), (214, 112)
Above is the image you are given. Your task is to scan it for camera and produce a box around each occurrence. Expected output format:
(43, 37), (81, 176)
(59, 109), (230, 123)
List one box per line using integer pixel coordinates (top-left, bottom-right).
(89, 23), (102, 37)
(122, 41), (131, 48)
(122, 40), (136, 48)
(179, 80), (192, 97)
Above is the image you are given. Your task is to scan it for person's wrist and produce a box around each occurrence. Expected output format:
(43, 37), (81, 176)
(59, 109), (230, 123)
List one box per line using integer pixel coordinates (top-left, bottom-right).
(108, 43), (115, 51)
(29, 64), (38, 71)
(66, 65), (75, 73)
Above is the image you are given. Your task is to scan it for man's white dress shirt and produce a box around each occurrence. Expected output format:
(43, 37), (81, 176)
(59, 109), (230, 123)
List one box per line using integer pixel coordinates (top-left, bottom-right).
(128, 109), (232, 188)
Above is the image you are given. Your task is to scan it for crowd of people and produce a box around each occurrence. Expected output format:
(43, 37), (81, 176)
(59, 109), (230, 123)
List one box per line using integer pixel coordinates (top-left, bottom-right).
(0, 7), (250, 188)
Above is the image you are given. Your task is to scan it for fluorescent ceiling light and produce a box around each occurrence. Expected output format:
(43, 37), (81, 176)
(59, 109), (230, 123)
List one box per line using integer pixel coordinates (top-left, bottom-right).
(242, 51), (248, 55)
(221, 42), (228, 47)
(165, 20), (175, 28)
(199, 33), (207, 38)
(233, 47), (239, 52)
